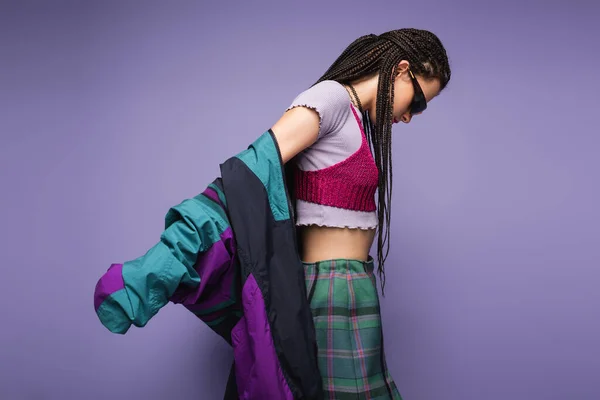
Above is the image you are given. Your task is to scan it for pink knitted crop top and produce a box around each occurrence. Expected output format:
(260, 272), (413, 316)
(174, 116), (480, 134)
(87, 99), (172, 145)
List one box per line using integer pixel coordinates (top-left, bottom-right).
(286, 80), (379, 230)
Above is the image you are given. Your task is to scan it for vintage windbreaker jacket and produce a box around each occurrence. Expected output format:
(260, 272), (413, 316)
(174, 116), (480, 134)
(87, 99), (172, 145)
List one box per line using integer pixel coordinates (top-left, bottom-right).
(93, 130), (324, 399)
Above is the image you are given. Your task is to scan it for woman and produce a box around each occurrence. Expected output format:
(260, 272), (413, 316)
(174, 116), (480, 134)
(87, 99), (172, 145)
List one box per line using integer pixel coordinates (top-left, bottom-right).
(93, 27), (451, 400)
(271, 28), (451, 398)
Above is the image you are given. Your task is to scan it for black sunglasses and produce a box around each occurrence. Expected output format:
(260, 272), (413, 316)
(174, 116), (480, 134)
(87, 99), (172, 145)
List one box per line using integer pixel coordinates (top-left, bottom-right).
(408, 69), (427, 115)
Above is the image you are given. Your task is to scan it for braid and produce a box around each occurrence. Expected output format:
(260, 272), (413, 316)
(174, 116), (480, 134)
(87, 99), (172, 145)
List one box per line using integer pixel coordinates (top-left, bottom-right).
(314, 28), (451, 294)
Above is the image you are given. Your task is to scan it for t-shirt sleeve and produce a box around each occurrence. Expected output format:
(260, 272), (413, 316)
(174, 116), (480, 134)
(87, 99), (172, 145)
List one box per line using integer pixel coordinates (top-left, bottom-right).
(286, 80), (352, 139)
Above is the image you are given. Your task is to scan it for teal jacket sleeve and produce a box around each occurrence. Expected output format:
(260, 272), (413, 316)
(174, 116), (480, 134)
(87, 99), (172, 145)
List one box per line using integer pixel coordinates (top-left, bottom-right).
(93, 186), (231, 334)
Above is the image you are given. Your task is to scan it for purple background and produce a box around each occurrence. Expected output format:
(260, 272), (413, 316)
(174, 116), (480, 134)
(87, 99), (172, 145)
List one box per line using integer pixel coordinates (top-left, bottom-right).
(1, 1), (599, 399)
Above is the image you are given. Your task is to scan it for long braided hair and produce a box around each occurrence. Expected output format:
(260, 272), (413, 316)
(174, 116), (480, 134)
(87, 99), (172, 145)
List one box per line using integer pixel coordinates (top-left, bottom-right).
(314, 28), (451, 291)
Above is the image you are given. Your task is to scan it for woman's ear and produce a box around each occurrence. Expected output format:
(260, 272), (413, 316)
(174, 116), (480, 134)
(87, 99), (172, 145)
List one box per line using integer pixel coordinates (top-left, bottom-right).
(395, 60), (410, 77)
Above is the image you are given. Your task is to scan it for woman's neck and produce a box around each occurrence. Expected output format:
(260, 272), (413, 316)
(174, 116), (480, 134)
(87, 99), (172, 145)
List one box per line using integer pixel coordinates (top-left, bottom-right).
(348, 74), (379, 116)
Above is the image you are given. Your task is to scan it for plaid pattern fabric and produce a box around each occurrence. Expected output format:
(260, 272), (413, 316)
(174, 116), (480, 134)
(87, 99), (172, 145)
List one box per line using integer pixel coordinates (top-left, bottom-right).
(304, 258), (403, 400)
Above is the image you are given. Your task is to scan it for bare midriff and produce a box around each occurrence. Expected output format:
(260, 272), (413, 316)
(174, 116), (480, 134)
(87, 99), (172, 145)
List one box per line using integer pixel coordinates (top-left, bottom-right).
(299, 225), (376, 263)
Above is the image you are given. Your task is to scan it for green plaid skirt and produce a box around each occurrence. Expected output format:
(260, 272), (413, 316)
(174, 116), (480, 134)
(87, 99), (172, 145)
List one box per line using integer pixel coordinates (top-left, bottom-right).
(303, 258), (403, 400)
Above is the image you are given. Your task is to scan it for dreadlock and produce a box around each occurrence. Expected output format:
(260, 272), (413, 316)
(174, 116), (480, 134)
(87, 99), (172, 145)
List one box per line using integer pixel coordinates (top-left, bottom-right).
(314, 28), (451, 292)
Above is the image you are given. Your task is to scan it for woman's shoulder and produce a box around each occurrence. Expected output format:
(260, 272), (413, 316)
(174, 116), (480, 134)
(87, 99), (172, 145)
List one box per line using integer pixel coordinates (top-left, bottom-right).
(287, 80), (352, 138)
(299, 80), (349, 98)
(288, 80), (351, 116)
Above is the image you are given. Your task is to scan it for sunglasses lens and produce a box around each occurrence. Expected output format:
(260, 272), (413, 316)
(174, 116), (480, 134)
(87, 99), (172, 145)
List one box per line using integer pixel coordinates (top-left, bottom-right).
(411, 97), (427, 114)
